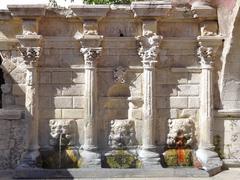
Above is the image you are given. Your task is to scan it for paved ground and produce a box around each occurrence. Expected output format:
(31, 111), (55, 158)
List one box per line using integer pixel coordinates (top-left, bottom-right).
(0, 168), (239, 180)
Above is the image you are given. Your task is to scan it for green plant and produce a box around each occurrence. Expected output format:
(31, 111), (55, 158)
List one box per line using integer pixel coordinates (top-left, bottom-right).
(104, 150), (141, 168)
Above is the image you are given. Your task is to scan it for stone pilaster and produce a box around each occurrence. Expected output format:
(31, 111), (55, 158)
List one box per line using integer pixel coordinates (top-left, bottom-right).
(17, 28), (43, 168)
(137, 20), (162, 167)
(80, 33), (103, 167)
(196, 36), (223, 172)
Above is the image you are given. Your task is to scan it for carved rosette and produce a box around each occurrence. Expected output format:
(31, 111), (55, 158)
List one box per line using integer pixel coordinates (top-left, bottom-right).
(113, 66), (127, 84)
(137, 32), (162, 68)
(18, 47), (41, 66)
(80, 48), (102, 68)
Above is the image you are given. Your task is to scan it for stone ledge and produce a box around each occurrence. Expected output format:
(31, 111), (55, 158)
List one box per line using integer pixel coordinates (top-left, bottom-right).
(223, 159), (240, 168)
(0, 39), (18, 50)
(7, 4), (47, 17)
(70, 5), (110, 19)
(215, 109), (240, 119)
(0, 109), (24, 120)
(171, 67), (201, 73)
(0, 10), (12, 20)
(14, 167), (217, 179)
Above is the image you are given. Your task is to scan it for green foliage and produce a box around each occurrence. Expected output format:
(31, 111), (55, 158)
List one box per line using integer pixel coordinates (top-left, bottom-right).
(104, 150), (141, 168)
(83, 0), (132, 4)
(41, 149), (82, 168)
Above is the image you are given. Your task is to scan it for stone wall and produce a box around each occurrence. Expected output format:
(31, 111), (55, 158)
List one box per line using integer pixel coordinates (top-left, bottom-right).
(0, 109), (26, 169)
(0, 1), (239, 169)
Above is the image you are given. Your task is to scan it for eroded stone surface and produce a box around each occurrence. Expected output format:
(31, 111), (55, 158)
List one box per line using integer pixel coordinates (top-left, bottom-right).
(0, 2), (237, 172)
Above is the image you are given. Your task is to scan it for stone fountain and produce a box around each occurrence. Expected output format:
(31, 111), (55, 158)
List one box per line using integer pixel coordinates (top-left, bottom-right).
(0, 0), (230, 178)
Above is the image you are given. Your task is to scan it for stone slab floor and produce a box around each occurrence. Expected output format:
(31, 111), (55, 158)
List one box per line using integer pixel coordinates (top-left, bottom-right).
(0, 168), (240, 180)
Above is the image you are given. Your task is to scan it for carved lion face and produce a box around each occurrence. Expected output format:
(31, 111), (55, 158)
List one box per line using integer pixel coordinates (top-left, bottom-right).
(167, 118), (195, 148)
(49, 119), (76, 147)
(108, 120), (136, 149)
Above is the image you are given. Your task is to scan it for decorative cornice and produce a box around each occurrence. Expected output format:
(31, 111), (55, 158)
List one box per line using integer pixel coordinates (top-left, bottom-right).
(197, 36), (223, 67)
(7, 4), (46, 17)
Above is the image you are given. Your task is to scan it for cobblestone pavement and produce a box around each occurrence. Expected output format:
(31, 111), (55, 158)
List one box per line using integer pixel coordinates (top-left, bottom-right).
(0, 168), (239, 180)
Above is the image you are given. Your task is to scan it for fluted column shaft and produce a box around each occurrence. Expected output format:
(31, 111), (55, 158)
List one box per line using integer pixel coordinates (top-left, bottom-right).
(142, 61), (156, 149)
(199, 62), (214, 150)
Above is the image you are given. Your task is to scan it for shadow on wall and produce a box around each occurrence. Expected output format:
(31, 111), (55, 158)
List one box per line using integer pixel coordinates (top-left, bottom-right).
(0, 52), (28, 169)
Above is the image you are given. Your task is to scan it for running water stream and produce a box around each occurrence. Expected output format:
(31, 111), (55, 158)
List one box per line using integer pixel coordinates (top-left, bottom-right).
(59, 133), (62, 168)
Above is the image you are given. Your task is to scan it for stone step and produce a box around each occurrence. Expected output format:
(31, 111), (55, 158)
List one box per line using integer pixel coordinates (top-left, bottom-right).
(14, 167), (220, 179)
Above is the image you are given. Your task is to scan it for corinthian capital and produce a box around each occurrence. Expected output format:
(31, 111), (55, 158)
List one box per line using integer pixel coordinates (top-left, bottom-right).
(19, 47), (41, 66)
(137, 32), (162, 64)
(81, 48), (102, 67)
(197, 45), (214, 66)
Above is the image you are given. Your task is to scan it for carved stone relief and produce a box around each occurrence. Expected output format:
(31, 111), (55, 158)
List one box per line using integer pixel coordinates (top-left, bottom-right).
(108, 119), (137, 149)
(167, 118), (195, 148)
(200, 21), (218, 36)
(49, 119), (77, 147)
(137, 32), (161, 63)
(197, 45), (214, 65)
(80, 47), (102, 67)
(113, 66), (126, 84)
(18, 47), (41, 65)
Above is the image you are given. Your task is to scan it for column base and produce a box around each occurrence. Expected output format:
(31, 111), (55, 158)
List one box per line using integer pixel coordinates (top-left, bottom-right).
(16, 150), (41, 169)
(196, 149), (223, 174)
(81, 150), (101, 168)
(138, 148), (161, 167)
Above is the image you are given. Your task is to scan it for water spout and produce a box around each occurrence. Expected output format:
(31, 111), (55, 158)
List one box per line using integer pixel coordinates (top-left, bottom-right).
(59, 133), (62, 168)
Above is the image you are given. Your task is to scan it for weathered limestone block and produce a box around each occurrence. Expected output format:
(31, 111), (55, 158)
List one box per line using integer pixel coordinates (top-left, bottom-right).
(52, 71), (72, 84)
(170, 97), (188, 108)
(62, 109), (84, 119)
(39, 109), (62, 119)
(108, 119), (137, 149)
(39, 72), (51, 84)
(62, 85), (85, 96)
(53, 96), (73, 109)
(188, 97), (200, 108)
(12, 84), (25, 96)
(73, 97), (85, 109)
(178, 85), (199, 96)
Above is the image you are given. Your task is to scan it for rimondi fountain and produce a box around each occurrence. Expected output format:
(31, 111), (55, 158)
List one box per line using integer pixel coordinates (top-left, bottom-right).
(1, 0), (240, 178)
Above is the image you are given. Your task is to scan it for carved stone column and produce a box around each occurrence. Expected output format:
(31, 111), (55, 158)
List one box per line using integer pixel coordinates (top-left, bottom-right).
(80, 34), (102, 167)
(196, 36), (223, 172)
(7, 5), (46, 168)
(17, 26), (42, 168)
(137, 20), (162, 166)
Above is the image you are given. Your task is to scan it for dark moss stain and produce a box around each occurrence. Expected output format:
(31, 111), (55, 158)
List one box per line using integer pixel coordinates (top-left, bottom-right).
(102, 150), (141, 168)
